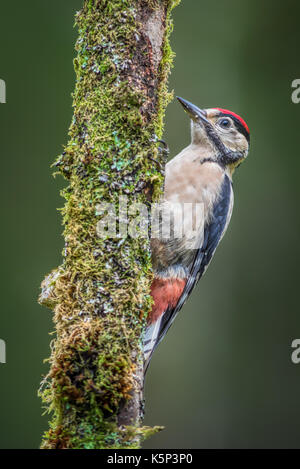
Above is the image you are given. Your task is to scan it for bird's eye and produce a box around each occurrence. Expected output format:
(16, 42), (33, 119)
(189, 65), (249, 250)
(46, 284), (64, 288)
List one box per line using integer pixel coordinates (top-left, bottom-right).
(218, 118), (231, 129)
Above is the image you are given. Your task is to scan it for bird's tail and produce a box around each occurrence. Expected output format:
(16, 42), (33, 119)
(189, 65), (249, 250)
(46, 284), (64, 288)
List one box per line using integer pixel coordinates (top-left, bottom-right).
(143, 316), (163, 373)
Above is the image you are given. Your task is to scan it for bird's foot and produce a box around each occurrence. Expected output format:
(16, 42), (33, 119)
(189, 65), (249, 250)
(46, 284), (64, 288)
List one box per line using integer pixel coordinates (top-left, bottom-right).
(157, 139), (169, 159)
(147, 155), (164, 173)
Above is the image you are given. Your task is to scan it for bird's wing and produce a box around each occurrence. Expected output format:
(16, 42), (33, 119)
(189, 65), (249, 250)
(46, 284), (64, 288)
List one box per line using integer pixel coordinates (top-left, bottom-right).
(144, 174), (232, 370)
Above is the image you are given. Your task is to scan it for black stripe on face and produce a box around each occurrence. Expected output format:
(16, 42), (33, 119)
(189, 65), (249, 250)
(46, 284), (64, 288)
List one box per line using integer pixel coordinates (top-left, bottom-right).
(218, 112), (250, 143)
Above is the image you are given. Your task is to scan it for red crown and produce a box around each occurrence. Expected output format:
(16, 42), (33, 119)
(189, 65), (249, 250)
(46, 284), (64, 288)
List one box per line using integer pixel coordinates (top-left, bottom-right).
(214, 108), (250, 134)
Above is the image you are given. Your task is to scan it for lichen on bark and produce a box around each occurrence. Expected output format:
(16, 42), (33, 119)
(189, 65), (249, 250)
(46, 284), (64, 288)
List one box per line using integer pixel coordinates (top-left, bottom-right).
(39, 0), (180, 449)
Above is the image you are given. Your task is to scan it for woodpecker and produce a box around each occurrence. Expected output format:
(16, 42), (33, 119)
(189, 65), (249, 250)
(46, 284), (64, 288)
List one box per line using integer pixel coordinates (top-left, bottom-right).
(144, 97), (250, 371)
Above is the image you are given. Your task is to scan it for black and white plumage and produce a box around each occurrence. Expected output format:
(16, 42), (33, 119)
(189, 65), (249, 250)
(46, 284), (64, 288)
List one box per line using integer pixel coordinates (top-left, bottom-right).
(144, 98), (250, 371)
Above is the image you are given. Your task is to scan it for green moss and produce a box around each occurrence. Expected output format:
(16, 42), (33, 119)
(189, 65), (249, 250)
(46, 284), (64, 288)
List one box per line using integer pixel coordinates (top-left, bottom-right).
(39, 0), (180, 449)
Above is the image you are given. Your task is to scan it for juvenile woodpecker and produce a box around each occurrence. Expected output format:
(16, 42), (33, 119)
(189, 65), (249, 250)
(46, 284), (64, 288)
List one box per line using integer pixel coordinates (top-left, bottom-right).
(144, 97), (250, 370)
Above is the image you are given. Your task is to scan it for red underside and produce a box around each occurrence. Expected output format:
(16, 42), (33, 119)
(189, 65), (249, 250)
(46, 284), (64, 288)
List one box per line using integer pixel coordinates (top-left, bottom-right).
(148, 278), (187, 324)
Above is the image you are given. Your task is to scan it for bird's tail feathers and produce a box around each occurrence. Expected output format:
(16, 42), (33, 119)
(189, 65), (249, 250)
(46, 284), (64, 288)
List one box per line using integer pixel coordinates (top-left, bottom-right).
(143, 316), (163, 373)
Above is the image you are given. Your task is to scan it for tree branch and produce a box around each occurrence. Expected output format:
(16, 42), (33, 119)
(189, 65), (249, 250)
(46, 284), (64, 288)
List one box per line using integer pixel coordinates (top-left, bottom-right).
(39, 0), (180, 450)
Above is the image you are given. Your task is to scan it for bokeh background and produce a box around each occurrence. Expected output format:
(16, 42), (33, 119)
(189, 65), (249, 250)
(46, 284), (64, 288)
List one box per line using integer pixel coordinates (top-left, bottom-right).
(1, 0), (300, 449)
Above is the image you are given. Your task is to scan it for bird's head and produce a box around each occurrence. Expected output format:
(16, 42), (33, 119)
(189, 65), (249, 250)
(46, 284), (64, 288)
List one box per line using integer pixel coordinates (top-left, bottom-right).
(177, 97), (250, 171)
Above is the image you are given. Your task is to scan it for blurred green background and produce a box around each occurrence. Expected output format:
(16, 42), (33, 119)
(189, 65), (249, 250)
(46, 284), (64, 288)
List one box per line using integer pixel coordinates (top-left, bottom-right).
(1, 0), (300, 449)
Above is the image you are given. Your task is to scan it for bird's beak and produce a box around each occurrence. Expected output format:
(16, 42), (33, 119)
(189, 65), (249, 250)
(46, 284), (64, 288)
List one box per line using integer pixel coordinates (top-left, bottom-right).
(176, 96), (230, 158)
(176, 97), (210, 125)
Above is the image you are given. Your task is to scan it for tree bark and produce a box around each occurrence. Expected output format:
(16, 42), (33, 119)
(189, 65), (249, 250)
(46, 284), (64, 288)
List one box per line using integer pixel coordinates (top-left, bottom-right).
(39, 0), (179, 449)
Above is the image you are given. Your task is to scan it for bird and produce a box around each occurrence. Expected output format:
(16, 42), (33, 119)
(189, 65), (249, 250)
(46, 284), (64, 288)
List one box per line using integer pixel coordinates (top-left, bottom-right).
(144, 97), (250, 371)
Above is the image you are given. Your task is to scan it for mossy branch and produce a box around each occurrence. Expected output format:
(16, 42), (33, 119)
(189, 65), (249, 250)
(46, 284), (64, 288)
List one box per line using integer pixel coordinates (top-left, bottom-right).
(39, 0), (180, 449)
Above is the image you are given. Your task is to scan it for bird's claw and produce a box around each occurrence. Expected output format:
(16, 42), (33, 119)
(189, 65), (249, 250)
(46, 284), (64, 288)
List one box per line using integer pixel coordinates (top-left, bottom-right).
(148, 137), (168, 172)
(150, 136), (169, 156)
(147, 155), (164, 173)
(157, 139), (169, 158)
